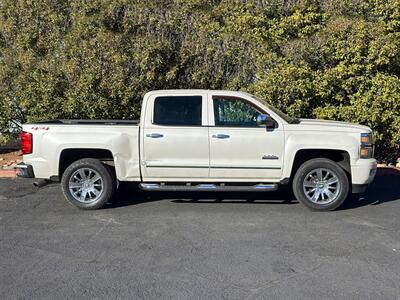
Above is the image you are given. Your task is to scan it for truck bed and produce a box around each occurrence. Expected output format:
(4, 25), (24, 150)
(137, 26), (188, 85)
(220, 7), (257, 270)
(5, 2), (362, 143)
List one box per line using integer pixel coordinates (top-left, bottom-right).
(22, 121), (141, 181)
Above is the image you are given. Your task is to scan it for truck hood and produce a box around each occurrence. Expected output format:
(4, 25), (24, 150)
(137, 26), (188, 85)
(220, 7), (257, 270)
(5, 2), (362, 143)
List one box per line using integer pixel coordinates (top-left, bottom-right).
(295, 118), (371, 132)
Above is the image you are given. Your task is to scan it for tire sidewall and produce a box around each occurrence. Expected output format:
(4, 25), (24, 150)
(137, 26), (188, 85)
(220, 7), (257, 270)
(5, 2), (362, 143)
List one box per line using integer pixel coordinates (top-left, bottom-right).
(293, 158), (349, 211)
(61, 159), (115, 210)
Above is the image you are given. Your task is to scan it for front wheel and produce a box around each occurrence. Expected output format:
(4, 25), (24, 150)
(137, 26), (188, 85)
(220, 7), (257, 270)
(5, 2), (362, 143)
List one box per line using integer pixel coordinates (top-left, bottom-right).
(292, 158), (349, 211)
(61, 158), (116, 210)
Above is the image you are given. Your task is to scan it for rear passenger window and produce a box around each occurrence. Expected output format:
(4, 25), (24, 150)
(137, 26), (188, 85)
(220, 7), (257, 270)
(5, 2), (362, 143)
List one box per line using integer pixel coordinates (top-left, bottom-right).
(153, 96), (202, 126)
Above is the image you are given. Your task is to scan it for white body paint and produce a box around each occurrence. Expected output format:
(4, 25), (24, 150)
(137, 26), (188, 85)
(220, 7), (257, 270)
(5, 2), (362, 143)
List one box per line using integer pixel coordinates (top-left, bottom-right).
(22, 90), (377, 186)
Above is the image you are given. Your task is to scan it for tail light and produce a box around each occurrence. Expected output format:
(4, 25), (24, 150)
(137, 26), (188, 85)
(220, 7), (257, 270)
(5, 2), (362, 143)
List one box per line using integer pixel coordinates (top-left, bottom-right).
(20, 131), (33, 155)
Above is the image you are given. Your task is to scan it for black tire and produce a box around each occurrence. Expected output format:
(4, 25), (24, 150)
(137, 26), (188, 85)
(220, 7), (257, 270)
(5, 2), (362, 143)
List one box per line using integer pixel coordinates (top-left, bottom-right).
(292, 158), (349, 211)
(61, 158), (116, 210)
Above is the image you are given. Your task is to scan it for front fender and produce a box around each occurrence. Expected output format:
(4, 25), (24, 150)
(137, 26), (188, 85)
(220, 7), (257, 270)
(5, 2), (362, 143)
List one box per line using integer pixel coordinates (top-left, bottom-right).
(282, 132), (359, 179)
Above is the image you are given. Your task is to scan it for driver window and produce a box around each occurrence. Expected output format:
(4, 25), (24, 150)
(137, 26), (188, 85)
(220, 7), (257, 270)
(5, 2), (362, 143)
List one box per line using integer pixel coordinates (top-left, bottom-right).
(213, 97), (263, 127)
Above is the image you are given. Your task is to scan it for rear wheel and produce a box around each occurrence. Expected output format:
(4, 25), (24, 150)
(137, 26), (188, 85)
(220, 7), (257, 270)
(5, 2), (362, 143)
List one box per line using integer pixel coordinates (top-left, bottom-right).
(293, 158), (349, 211)
(61, 158), (115, 209)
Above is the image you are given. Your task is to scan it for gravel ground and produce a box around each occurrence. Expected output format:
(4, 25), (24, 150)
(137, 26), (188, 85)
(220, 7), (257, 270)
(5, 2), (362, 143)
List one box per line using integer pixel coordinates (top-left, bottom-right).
(0, 150), (21, 169)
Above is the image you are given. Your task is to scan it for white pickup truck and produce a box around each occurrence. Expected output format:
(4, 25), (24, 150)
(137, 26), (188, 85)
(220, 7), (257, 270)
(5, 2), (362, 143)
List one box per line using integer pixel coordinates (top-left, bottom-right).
(17, 90), (377, 211)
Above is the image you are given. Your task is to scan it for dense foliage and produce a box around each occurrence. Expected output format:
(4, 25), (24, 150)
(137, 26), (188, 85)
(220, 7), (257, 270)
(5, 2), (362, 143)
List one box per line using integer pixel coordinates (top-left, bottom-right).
(0, 0), (399, 161)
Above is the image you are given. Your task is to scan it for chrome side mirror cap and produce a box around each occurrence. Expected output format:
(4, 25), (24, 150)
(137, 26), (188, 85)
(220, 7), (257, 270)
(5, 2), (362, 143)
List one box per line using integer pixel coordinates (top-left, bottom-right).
(256, 114), (268, 126)
(256, 114), (276, 129)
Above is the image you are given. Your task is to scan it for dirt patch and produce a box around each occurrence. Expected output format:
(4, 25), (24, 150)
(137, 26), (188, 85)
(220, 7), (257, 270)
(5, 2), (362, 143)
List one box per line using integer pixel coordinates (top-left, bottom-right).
(0, 150), (22, 169)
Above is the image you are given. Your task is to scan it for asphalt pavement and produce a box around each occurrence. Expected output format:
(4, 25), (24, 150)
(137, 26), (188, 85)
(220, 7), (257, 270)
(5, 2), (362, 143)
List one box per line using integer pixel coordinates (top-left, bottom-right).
(1, 175), (400, 299)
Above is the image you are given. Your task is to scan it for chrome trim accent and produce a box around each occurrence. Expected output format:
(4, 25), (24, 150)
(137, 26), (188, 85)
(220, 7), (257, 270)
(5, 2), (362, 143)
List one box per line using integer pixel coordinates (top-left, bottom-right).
(146, 133), (164, 138)
(302, 168), (341, 204)
(254, 184), (276, 189)
(139, 183), (278, 192)
(16, 163), (35, 178)
(145, 165), (209, 168)
(211, 166), (281, 170)
(262, 155), (279, 160)
(256, 114), (268, 126)
(144, 165), (281, 170)
(140, 183), (161, 189)
(212, 134), (230, 139)
(69, 168), (104, 203)
(15, 164), (28, 169)
(198, 184), (217, 189)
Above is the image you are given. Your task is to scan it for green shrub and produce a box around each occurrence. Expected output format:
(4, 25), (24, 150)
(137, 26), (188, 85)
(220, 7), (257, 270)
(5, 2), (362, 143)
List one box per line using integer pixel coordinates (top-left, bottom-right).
(0, 0), (399, 161)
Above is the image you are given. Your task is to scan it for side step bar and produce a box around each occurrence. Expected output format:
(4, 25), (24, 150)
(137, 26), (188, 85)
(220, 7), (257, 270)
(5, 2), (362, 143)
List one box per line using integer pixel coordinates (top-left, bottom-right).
(139, 183), (278, 192)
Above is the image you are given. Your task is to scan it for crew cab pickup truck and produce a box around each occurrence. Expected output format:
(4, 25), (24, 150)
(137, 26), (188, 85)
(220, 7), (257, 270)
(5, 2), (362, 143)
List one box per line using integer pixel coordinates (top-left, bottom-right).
(17, 90), (377, 211)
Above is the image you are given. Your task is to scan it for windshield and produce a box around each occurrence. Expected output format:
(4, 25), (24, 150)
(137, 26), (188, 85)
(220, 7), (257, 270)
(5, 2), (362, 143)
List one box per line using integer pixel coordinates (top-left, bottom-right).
(252, 96), (300, 124)
(267, 105), (300, 124)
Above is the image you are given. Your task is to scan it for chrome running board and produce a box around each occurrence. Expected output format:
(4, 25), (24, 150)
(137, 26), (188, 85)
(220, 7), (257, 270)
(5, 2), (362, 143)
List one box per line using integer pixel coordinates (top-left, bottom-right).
(139, 183), (278, 192)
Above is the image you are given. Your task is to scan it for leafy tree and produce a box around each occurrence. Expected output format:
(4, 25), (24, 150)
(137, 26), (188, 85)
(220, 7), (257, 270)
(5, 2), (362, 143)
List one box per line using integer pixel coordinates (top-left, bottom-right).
(0, 0), (399, 162)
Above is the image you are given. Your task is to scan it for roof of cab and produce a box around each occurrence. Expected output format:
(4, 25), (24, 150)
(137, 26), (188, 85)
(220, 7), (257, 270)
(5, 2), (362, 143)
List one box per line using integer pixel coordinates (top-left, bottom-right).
(145, 89), (252, 97)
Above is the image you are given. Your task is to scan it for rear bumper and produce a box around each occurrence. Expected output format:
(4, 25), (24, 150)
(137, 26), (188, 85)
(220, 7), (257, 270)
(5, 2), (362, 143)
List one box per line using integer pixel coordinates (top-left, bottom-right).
(16, 163), (35, 178)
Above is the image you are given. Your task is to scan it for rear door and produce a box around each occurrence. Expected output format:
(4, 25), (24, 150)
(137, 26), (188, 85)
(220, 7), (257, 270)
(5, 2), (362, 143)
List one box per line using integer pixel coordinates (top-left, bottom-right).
(141, 93), (209, 181)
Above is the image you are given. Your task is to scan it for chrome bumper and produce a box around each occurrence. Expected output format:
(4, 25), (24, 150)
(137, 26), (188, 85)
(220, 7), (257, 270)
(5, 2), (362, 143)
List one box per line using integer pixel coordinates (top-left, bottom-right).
(16, 163), (35, 178)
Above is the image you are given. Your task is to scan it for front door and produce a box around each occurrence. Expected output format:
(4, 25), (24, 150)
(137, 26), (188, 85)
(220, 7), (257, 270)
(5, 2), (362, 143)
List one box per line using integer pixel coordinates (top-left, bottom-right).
(141, 94), (209, 180)
(209, 96), (284, 181)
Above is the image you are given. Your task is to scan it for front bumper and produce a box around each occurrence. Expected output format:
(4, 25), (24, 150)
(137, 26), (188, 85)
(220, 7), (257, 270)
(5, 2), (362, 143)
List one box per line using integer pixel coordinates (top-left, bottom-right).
(352, 184), (369, 194)
(351, 158), (377, 193)
(16, 163), (35, 178)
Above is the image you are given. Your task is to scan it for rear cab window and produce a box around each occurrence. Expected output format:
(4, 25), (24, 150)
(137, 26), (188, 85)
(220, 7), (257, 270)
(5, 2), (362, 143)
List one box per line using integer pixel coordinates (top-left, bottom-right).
(153, 96), (202, 126)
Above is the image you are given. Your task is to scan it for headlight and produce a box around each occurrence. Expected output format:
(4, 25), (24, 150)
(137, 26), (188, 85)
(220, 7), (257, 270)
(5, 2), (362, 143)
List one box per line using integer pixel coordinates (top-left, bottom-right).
(360, 132), (374, 159)
(361, 132), (373, 145)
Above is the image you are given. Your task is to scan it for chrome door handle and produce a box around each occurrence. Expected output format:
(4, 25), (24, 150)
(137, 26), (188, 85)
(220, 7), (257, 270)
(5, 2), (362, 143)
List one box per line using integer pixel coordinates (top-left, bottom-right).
(212, 134), (230, 139)
(146, 133), (164, 138)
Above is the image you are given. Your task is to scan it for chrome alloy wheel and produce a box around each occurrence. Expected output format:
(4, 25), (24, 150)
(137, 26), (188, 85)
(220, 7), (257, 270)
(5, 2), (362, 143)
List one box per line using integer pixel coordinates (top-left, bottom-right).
(302, 168), (341, 205)
(68, 168), (103, 203)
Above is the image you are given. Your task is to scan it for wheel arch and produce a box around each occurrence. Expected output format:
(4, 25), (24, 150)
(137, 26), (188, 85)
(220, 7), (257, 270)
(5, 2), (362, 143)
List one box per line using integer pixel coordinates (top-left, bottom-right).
(288, 149), (351, 182)
(58, 148), (114, 179)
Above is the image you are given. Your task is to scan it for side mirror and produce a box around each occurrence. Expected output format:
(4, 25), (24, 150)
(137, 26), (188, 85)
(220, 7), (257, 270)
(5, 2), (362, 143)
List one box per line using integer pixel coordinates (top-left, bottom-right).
(256, 114), (276, 129)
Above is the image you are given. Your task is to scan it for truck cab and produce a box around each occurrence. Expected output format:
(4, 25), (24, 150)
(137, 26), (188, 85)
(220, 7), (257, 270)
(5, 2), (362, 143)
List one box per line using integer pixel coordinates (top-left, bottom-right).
(17, 90), (377, 211)
(140, 90), (285, 182)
